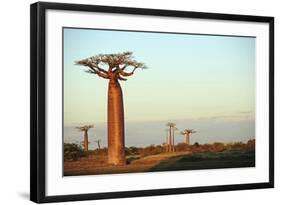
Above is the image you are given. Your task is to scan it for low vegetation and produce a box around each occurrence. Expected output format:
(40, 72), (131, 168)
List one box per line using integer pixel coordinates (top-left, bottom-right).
(125, 139), (255, 157)
(64, 139), (255, 162)
(64, 143), (86, 161)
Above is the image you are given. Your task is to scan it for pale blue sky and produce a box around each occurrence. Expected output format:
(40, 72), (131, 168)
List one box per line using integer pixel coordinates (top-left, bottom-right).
(63, 28), (255, 126)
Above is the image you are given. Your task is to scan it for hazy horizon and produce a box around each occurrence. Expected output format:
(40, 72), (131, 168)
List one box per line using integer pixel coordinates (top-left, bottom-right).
(64, 116), (255, 149)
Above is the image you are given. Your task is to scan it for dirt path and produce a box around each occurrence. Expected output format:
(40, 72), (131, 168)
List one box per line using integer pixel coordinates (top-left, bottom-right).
(64, 151), (191, 176)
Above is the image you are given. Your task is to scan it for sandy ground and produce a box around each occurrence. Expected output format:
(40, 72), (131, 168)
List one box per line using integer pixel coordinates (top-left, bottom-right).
(64, 151), (191, 176)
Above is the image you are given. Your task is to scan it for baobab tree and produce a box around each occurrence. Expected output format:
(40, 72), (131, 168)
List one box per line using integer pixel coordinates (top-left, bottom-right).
(166, 122), (177, 152)
(76, 125), (94, 152)
(180, 129), (197, 145)
(173, 127), (178, 152)
(76, 52), (146, 165)
(165, 128), (169, 152)
(94, 139), (101, 150)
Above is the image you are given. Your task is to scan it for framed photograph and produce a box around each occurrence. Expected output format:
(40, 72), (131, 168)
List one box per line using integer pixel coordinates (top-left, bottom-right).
(30, 1), (274, 203)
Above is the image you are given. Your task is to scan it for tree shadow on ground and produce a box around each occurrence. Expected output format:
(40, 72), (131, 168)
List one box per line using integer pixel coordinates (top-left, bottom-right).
(149, 150), (255, 172)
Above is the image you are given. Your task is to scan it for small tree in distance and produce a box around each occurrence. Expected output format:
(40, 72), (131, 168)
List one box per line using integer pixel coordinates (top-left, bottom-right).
(76, 125), (94, 152)
(180, 129), (196, 145)
(94, 139), (101, 150)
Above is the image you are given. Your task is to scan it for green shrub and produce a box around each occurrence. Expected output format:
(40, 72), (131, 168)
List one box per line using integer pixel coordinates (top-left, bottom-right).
(64, 143), (86, 161)
(126, 146), (140, 155)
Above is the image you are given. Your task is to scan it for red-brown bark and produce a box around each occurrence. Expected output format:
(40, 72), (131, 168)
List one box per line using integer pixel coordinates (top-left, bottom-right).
(107, 79), (125, 165)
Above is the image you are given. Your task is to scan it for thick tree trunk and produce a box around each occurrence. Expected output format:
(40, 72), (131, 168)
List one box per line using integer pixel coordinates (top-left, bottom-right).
(84, 130), (88, 152)
(107, 80), (126, 165)
(186, 133), (190, 145)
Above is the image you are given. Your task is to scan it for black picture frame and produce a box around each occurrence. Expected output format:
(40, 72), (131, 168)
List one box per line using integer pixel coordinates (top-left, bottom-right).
(30, 1), (274, 203)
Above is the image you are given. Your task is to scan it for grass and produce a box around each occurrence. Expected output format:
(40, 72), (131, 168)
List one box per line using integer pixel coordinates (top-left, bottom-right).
(150, 150), (255, 172)
(64, 149), (255, 176)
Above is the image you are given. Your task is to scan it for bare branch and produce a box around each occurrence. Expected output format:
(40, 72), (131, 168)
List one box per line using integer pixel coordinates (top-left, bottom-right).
(76, 57), (109, 74)
(118, 67), (139, 77)
(120, 65), (127, 70)
(88, 63), (108, 74)
(118, 75), (127, 81)
(95, 71), (109, 79)
(85, 69), (109, 79)
(117, 61), (146, 77)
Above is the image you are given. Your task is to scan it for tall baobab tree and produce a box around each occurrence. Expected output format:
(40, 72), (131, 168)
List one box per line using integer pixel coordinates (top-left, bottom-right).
(94, 139), (101, 150)
(165, 128), (169, 152)
(180, 129), (197, 145)
(76, 52), (146, 165)
(166, 122), (177, 152)
(76, 125), (94, 152)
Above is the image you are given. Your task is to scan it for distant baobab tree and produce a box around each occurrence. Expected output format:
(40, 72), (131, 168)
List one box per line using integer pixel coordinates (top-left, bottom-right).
(76, 125), (94, 152)
(76, 52), (146, 165)
(173, 127), (178, 152)
(166, 122), (177, 152)
(165, 128), (169, 152)
(180, 129), (197, 145)
(94, 139), (101, 150)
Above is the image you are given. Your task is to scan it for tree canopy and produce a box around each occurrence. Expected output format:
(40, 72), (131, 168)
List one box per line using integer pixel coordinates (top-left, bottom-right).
(75, 52), (147, 81)
(166, 122), (176, 128)
(76, 125), (94, 132)
(181, 129), (196, 135)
